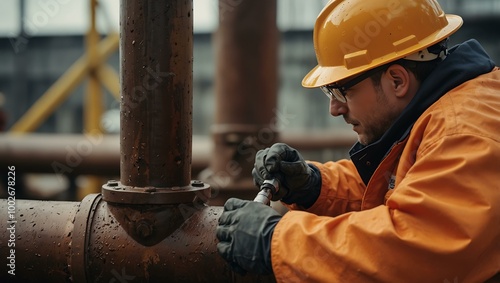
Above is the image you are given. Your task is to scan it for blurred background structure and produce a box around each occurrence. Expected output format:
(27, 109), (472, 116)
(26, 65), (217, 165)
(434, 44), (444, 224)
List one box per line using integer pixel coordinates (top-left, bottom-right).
(0, 1), (499, 282)
(0, 0), (499, 201)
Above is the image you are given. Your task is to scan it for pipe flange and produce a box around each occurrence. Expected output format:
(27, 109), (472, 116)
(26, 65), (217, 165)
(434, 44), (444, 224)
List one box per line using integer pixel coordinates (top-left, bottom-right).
(101, 180), (210, 204)
(70, 193), (102, 283)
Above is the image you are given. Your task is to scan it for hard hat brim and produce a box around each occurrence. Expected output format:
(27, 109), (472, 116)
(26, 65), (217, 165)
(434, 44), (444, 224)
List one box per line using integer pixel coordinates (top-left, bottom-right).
(302, 14), (463, 88)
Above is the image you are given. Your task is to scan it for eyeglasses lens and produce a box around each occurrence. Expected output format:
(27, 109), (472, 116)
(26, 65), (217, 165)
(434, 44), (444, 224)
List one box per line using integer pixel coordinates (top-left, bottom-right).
(320, 86), (346, 103)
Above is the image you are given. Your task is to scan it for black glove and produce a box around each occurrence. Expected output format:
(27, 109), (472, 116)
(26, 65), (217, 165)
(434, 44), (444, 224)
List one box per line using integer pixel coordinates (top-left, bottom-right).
(216, 198), (281, 275)
(252, 143), (321, 208)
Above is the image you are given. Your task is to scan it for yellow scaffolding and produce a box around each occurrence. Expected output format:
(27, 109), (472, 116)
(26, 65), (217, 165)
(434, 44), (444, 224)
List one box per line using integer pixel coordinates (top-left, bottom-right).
(9, 0), (119, 199)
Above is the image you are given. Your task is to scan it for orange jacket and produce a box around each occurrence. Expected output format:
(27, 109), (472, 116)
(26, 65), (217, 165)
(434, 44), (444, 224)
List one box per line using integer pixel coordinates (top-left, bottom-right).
(271, 67), (500, 282)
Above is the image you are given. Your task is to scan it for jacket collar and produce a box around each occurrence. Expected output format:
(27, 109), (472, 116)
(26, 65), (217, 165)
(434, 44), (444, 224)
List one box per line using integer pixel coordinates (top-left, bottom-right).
(349, 39), (496, 185)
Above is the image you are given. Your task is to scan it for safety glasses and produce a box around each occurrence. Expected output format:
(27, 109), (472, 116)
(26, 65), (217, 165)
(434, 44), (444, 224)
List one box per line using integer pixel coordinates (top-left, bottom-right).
(320, 65), (389, 103)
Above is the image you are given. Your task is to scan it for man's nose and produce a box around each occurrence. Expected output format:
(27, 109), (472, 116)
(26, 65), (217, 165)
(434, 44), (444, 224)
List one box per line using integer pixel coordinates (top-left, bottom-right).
(329, 98), (348, 116)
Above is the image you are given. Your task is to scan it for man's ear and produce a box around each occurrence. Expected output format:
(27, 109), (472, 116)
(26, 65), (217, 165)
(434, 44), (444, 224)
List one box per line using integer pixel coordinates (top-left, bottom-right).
(386, 64), (410, 98)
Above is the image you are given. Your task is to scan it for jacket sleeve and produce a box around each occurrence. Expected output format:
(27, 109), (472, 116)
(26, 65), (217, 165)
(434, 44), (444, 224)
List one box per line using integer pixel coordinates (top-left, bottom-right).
(270, 134), (500, 282)
(284, 159), (367, 216)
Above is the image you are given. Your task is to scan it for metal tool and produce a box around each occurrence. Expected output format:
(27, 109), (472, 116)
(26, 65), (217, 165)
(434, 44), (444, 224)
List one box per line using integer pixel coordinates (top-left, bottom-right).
(253, 178), (280, 205)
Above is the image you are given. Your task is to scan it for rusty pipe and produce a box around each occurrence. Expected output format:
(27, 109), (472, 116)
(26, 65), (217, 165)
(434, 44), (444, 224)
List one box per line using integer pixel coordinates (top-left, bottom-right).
(200, 0), (281, 204)
(0, 199), (78, 282)
(0, 132), (357, 176)
(0, 134), (212, 177)
(0, 1), (271, 281)
(0, 194), (275, 282)
(209, 0), (279, 181)
(100, 0), (212, 205)
(120, 0), (193, 188)
(2, 0), (270, 281)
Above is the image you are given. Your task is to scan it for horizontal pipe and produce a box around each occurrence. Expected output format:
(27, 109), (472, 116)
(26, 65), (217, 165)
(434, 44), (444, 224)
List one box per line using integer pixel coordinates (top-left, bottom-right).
(0, 131), (356, 176)
(0, 198), (79, 282)
(0, 195), (276, 282)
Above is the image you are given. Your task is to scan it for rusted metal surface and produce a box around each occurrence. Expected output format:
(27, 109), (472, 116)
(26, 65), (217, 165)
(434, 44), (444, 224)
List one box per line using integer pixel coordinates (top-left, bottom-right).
(83, 195), (273, 282)
(214, 0), (278, 127)
(0, 195), (276, 282)
(101, 179), (211, 205)
(0, 134), (212, 176)
(202, 0), (279, 203)
(0, 199), (79, 282)
(0, 131), (356, 177)
(71, 193), (101, 282)
(111, 0), (210, 205)
(120, 0), (193, 188)
(3, 0), (276, 281)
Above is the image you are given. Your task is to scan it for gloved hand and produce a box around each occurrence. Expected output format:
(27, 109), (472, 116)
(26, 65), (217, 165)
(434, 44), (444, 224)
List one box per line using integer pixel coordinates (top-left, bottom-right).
(216, 198), (281, 275)
(252, 143), (321, 208)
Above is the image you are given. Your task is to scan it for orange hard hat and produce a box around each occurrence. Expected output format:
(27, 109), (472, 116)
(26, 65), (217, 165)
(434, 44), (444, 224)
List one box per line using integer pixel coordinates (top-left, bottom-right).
(302, 0), (463, 88)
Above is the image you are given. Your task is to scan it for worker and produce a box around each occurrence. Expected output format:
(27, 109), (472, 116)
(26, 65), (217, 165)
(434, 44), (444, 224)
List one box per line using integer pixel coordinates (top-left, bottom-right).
(216, 0), (500, 282)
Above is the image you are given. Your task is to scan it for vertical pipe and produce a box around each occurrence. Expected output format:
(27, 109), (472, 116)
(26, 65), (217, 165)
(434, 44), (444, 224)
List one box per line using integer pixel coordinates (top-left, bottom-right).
(215, 0), (278, 127)
(120, 0), (193, 188)
(205, 0), (279, 204)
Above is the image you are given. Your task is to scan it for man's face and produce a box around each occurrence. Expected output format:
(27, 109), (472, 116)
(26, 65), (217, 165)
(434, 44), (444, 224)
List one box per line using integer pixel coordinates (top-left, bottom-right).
(329, 76), (402, 145)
